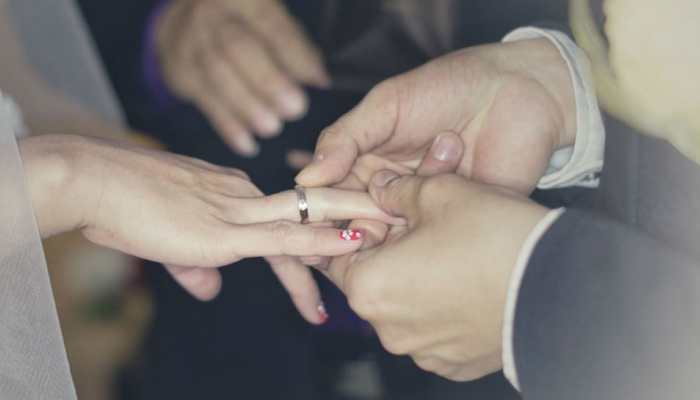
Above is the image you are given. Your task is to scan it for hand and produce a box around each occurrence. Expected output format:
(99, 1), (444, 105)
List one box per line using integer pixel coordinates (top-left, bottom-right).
(19, 134), (398, 324)
(157, 0), (330, 156)
(319, 171), (548, 381)
(296, 38), (576, 194)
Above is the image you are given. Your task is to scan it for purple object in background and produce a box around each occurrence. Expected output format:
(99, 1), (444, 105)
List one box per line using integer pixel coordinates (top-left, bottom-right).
(142, 0), (176, 108)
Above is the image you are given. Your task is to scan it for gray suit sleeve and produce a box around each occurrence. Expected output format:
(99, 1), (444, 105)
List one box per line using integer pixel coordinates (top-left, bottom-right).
(513, 209), (700, 400)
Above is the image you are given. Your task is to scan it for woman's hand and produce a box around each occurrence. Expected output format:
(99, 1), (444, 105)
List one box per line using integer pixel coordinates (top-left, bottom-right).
(19, 134), (398, 323)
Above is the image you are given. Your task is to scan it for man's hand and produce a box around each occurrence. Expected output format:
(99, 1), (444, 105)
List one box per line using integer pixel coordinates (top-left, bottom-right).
(157, 0), (330, 156)
(297, 38), (576, 194)
(318, 171), (548, 381)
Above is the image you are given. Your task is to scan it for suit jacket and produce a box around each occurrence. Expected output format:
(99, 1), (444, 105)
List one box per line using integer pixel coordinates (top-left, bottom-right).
(513, 115), (700, 399)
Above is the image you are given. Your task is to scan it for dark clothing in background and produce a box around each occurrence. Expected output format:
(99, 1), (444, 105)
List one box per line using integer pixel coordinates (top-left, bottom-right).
(78, 1), (568, 398)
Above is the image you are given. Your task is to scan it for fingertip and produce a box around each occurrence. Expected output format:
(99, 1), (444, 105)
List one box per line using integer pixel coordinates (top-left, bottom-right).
(254, 111), (283, 138)
(175, 267), (222, 302)
(299, 57), (332, 89)
(310, 70), (332, 89)
(317, 303), (329, 324)
(278, 89), (309, 120)
(294, 157), (325, 186)
(369, 170), (400, 204)
(227, 132), (260, 158)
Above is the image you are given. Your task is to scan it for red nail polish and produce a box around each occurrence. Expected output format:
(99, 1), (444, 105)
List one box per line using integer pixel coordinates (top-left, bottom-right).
(317, 303), (329, 323)
(340, 229), (363, 241)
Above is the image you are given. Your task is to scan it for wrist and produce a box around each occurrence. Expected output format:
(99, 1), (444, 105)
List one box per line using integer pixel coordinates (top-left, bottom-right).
(18, 135), (95, 238)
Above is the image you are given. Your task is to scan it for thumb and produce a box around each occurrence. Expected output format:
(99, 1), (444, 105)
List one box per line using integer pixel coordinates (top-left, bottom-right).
(295, 81), (399, 187)
(369, 170), (425, 223)
(416, 131), (464, 176)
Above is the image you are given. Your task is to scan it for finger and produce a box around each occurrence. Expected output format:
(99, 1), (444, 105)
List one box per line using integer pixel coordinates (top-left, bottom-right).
(265, 256), (327, 325)
(321, 243), (383, 293)
(229, 223), (365, 258)
(230, 187), (405, 225)
(285, 149), (314, 170)
(369, 170), (424, 222)
(218, 24), (308, 120)
(164, 264), (222, 301)
(194, 91), (260, 156)
(201, 42), (282, 138)
(416, 131), (465, 176)
(236, 0), (330, 87)
(295, 80), (399, 187)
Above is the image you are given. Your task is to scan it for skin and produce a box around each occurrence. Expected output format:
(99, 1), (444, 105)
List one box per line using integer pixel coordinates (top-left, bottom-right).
(18, 134), (400, 323)
(296, 38), (576, 195)
(319, 171), (548, 381)
(156, 0), (330, 156)
(297, 37), (576, 257)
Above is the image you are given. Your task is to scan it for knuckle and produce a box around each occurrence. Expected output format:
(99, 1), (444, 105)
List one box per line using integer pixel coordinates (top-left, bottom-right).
(269, 221), (311, 254)
(269, 220), (295, 239)
(316, 126), (335, 143)
(227, 167), (251, 180)
(377, 331), (411, 356)
(369, 78), (398, 101)
(413, 357), (442, 374)
(345, 267), (386, 320)
(446, 367), (486, 382)
(418, 175), (463, 204)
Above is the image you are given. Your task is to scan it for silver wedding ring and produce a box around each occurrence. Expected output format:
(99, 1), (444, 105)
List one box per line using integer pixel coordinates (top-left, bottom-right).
(295, 185), (310, 224)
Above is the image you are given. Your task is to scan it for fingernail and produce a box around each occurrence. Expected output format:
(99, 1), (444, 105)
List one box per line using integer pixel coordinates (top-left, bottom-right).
(256, 111), (283, 136)
(373, 170), (400, 188)
(431, 132), (461, 161)
(340, 229), (363, 241)
(237, 135), (260, 157)
(279, 90), (308, 118)
(317, 303), (329, 323)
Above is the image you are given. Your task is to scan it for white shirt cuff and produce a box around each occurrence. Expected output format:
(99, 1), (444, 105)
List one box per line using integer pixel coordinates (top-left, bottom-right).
(0, 91), (26, 138)
(503, 27), (605, 189)
(502, 207), (566, 391)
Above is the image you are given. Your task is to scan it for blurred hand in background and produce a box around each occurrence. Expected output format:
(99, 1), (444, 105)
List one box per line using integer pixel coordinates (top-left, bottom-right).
(156, 0), (330, 156)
